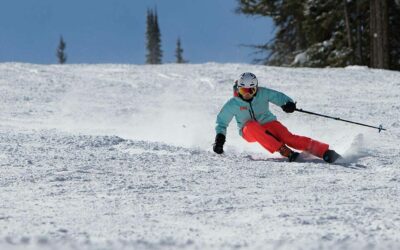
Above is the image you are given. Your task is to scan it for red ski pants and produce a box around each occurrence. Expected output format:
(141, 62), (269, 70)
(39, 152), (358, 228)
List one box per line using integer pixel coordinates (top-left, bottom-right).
(242, 120), (329, 158)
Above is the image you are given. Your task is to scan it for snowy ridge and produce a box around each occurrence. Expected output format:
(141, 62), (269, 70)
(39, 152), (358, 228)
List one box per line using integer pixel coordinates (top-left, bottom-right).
(0, 63), (400, 249)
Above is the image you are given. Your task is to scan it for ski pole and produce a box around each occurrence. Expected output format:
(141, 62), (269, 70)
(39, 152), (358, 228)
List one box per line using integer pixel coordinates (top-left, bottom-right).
(295, 108), (386, 132)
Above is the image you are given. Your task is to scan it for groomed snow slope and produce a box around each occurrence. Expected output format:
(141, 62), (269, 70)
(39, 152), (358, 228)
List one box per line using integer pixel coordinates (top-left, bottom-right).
(0, 63), (399, 250)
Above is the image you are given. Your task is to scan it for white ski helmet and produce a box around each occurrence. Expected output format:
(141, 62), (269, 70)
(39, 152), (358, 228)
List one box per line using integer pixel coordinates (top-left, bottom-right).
(237, 72), (258, 88)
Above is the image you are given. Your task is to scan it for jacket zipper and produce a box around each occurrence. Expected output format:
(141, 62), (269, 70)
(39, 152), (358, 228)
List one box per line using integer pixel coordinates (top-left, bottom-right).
(249, 102), (257, 121)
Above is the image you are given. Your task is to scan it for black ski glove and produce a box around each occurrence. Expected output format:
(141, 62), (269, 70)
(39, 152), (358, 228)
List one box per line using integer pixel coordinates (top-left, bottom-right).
(213, 133), (226, 154)
(281, 101), (296, 113)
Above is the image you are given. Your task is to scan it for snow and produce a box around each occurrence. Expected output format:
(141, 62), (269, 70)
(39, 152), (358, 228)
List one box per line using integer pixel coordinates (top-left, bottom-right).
(0, 63), (399, 250)
(292, 52), (308, 65)
(344, 65), (370, 70)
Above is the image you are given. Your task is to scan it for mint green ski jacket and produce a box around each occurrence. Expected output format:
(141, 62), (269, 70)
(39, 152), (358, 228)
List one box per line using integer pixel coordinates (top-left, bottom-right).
(215, 87), (293, 136)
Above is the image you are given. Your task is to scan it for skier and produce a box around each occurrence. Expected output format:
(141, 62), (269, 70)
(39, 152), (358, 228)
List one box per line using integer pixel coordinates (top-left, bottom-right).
(213, 72), (341, 163)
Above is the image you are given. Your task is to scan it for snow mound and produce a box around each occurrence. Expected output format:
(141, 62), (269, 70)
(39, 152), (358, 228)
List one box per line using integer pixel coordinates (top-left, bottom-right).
(344, 65), (369, 70)
(0, 63), (399, 250)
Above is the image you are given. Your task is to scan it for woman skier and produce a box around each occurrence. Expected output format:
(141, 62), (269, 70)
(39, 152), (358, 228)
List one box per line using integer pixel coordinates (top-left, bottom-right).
(213, 72), (341, 163)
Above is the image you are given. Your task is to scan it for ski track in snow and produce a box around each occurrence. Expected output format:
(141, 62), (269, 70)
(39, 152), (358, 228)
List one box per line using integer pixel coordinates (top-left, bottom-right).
(0, 63), (399, 250)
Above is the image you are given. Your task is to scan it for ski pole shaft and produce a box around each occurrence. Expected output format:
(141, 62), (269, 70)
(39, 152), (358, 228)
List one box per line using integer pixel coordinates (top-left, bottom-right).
(295, 108), (386, 132)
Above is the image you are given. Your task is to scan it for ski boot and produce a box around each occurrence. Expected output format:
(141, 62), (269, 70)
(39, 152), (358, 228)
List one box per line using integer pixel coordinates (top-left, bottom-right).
(279, 145), (300, 162)
(323, 150), (342, 163)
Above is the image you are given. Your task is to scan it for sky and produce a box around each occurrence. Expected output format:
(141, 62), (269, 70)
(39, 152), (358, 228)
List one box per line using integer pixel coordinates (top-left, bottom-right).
(0, 0), (274, 64)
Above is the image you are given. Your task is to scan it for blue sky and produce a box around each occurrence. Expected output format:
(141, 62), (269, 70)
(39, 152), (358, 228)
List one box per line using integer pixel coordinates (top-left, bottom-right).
(0, 0), (274, 64)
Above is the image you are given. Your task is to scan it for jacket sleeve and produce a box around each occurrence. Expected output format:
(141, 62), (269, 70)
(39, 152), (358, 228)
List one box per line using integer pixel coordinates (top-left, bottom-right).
(265, 88), (294, 106)
(215, 100), (235, 136)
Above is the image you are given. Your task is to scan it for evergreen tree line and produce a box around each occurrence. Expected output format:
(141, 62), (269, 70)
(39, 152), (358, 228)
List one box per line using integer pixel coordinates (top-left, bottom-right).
(237, 0), (400, 70)
(146, 8), (187, 64)
(56, 8), (187, 64)
(57, 36), (67, 64)
(145, 8), (163, 64)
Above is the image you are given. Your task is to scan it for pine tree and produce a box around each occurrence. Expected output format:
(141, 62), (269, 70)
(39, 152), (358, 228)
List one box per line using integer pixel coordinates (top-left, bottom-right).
(57, 36), (67, 64)
(145, 9), (154, 64)
(237, 0), (308, 65)
(236, 0), (399, 70)
(370, 0), (389, 69)
(175, 37), (187, 63)
(145, 8), (162, 64)
(389, 0), (400, 70)
(301, 0), (355, 67)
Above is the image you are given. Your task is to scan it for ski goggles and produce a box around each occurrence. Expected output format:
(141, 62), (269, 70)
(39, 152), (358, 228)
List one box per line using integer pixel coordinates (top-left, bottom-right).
(238, 87), (257, 96)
